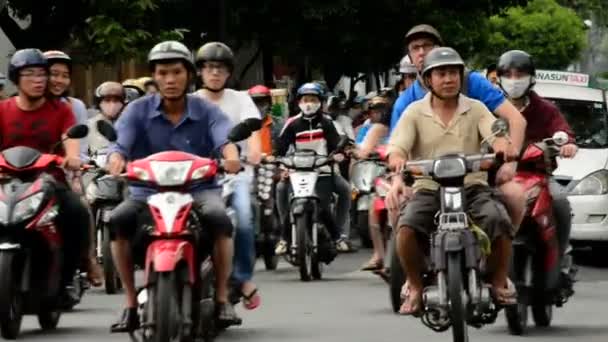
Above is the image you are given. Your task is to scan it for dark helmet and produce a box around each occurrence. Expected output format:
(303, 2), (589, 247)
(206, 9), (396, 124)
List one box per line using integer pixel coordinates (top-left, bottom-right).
(404, 24), (443, 47)
(421, 47), (465, 79)
(43, 50), (72, 72)
(8, 48), (48, 84)
(497, 50), (536, 77)
(148, 41), (195, 72)
(195, 42), (234, 70)
(296, 82), (324, 100)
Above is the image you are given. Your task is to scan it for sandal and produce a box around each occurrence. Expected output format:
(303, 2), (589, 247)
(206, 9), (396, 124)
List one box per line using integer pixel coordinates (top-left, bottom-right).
(361, 260), (384, 271)
(110, 307), (140, 333)
(241, 288), (261, 310)
(399, 282), (423, 316)
(492, 278), (517, 306)
(217, 302), (242, 327)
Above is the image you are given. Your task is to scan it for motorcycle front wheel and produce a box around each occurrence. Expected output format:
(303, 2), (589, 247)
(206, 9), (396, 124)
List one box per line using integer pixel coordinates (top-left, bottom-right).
(447, 252), (468, 342)
(0, 252), (23, 340)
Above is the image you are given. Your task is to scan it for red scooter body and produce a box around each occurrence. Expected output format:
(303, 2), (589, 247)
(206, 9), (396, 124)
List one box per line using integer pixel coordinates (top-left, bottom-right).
(125, 150), (217, 285)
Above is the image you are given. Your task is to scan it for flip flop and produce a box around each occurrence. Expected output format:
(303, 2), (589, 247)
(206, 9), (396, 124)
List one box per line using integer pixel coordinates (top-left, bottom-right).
(241, 288), (261, 310)
(361, 260), (384, 271)
(399, 282), (422, 316)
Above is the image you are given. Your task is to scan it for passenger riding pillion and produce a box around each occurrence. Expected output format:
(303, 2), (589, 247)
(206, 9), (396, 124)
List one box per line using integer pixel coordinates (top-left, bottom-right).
(194, 41), (263, 311)
(497, 49), (578, 278)
(87, 81), (126, 154)
(387, 47), (517, 315)
(274, 82), (353, 254)
(106, 40), (243, 332)
(248, 84), (285, 155)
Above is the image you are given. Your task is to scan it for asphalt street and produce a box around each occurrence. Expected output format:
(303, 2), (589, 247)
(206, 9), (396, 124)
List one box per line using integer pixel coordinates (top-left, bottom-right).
(13, 249), (608, 342)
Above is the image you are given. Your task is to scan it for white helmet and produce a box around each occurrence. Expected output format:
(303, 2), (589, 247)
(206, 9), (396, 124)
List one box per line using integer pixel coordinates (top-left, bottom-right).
(399, 55), (417, 74)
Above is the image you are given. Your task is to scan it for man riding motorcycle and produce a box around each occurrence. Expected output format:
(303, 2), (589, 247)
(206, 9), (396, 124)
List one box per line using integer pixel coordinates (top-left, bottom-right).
(0, 48), (91, 304)
(496, 50), (577, 275)
(388, 47), (516, 315)
(359, 24), (527, 245)
(275, 82), (352, 254)
(194, 41), (262, 311)
(248, 85), (284, 155)
(87, 81), (126, 153)
(106, 41), (242, 332)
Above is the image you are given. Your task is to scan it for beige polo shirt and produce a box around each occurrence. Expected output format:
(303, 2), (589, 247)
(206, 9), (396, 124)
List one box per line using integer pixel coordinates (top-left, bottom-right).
(387, 93), (496, 191)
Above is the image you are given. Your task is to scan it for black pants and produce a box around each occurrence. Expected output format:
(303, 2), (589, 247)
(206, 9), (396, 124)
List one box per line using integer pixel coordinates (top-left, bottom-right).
(55, 186), (92, 285)
(553, 197), (572, 257)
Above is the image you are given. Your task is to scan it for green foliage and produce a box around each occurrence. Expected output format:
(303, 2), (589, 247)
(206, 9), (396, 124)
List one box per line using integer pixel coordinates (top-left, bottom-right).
(479, 0), (587, 69)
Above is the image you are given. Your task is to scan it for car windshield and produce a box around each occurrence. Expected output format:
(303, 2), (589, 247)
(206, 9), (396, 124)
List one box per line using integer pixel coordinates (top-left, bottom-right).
(547, 98), (608, 148)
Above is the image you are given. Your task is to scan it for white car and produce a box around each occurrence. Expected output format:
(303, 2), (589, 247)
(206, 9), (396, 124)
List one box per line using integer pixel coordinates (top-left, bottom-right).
(534, 71), (608, 255)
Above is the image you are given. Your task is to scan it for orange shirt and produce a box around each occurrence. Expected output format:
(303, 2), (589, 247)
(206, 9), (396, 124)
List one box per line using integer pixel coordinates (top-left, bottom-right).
(260, 115), (274, 155)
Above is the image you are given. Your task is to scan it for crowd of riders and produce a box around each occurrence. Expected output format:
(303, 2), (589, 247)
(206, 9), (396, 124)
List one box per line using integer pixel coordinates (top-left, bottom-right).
(0, 21), (579, 339)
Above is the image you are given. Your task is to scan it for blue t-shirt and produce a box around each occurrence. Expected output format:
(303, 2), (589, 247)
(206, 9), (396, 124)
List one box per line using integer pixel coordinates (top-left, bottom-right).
(356, 122), (388, 145)
(108, 94), (233, 200)
(389, 71), (505, 133)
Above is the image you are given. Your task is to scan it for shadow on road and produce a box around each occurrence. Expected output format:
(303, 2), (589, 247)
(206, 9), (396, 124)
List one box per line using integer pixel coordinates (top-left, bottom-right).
(18, 326), (103, 339)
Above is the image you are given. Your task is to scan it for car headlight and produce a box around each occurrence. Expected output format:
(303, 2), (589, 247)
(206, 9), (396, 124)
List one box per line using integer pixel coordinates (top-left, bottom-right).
(0, 201), (8, 225)
(13, 192), (44, 222)
(149, 161), (192, 186)
(570, 170), (608, 196)
(433, 157), (466, 179)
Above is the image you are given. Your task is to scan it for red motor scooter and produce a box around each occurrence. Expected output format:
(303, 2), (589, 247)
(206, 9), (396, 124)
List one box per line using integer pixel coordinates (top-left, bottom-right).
(505, 130), (575, 335)
(0, 125), (89, 340)
(113, 120), (259, 342)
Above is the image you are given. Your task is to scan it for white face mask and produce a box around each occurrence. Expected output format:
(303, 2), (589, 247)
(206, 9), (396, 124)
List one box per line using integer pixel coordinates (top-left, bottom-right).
(500, 76), (531, 99)
(100, 101), (123, 119)
(299, 102), (321, 116)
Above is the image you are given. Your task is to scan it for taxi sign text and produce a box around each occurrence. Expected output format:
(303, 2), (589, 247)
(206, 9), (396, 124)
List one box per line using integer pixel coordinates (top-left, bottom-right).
(536, 70), (589, 87)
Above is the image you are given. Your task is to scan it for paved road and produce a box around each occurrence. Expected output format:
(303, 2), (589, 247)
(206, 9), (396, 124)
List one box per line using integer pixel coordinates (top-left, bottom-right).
(15, 250), (608, 342)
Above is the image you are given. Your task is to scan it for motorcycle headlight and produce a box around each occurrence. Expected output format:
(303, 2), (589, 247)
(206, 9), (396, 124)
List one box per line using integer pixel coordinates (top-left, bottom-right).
(433, 157), (466, 179)
(13, 192), (44, 222)
(265, 170), (274, 178)
(150, 161), (192, 186)
(264, 178), (273, 185)
(0, 201), (8, 225)
(263, 185), (272, 193)
(570, 170), (608, 196)
(261, 193), (270, 200)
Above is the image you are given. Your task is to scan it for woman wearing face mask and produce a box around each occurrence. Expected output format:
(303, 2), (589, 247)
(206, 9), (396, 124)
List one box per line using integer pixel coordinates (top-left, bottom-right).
(88, 81), (126, 154)
(43, 50), (104, 288)
(248, 85), (284, 155)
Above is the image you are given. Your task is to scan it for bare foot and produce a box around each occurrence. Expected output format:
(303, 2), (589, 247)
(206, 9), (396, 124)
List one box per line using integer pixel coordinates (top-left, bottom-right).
(399, 283), (422, 315)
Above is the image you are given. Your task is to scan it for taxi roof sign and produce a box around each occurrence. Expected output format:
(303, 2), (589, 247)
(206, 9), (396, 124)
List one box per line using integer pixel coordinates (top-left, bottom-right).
(535, 69), (589, 87)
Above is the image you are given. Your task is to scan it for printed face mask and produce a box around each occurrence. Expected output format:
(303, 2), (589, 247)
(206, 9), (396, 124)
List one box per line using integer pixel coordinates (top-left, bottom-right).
(500, 76), (531, 99)
(100, 101), (123, 119)
(299, 102), (321, 116)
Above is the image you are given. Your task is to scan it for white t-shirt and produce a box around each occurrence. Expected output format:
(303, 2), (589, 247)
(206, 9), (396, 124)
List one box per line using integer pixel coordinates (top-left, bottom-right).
(196, 89), (260, 154)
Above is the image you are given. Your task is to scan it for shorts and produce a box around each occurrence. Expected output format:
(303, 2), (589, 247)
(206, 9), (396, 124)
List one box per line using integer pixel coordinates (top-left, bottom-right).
(398, 185), (514, 241)
(108, 189), (233, 241)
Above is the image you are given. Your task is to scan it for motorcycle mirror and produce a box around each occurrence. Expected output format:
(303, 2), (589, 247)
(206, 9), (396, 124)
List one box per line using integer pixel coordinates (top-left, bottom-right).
(96, 120), (118, 142)
(491, 119), (509, 137)
(228, 122), (254, 142)
(243, 118), (263, 132)
(552, 131), (569, 146)
(66, 124), (89, 139)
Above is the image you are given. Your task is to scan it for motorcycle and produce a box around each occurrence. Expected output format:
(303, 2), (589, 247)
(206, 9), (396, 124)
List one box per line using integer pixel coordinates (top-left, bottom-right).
(350, 146), (388, 248)
(504, 130), (576, 335)
(84, 149), (125, 294)
(253, 159), (280, 270)
(0, 124), (89, 339)
(112, 119), (259, 342)
(400, 152), (504, 342)
(273, 141), (349, 281)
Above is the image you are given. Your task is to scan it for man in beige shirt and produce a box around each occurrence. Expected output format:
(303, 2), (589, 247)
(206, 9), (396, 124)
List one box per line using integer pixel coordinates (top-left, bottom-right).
(387, 47), (515, 315)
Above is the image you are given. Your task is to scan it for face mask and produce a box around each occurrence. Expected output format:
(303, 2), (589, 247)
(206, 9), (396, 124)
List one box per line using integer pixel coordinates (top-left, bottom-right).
(299, 102), (321, 116)
(500, 76), (531, 99)
(100, 101), (123, 119)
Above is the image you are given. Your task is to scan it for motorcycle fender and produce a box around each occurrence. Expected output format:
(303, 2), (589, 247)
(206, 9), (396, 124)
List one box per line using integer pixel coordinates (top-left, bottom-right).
(444, 232), (463, 252)
(356, 194), (370, 210)
(144, 240), (196, 286)
(291, 198), (311, 216)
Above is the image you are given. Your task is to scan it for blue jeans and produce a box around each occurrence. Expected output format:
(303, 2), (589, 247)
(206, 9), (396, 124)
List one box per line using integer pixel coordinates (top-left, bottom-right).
(230, 175), (255, 285)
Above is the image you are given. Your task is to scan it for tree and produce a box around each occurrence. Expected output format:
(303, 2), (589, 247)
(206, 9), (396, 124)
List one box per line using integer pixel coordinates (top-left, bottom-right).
(478, 0), (587, 69)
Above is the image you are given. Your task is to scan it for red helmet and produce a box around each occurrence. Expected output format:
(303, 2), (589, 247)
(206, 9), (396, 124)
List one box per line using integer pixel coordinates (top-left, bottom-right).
(248, 85), (271, 99)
